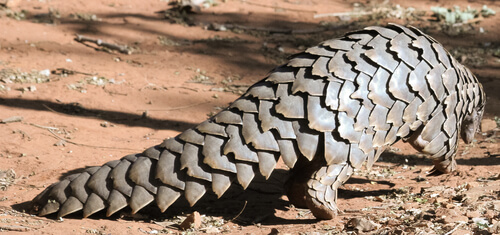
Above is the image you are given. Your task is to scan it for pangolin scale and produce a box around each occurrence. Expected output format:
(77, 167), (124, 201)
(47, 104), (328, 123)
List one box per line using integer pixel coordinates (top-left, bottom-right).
(31, 24), (486, 219)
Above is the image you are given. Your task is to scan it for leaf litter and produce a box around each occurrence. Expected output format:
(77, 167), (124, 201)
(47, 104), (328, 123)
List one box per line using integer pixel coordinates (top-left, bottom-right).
(0, 169), (15, 191)
(67, 76), (124, 93)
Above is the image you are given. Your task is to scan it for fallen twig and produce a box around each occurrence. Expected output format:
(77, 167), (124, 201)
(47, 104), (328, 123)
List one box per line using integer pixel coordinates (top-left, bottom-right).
(168, 86), (199, 92)
(46, 128), (140, 151)
(75, 34), (131, 55)
(27, 116), (141, 151)
(314, 11), (373, 19)
(344, 209), (361, 213)
(137, 101), (210, 112)
(222, 23), (329, 34)
(230, 201), (247, 222)
(1, 116), (23, 124)
(42, 104), (71, 117)
(28, 122), (59, 131)
(444, 221), (466, 235)
(452, 17), (483, 27)
(139, 83), (167, 91)
(103, 87), (128, 96)
(52, 68), (96, 76)
(0, 225), (30, 232)
(240, 0), (316, 13)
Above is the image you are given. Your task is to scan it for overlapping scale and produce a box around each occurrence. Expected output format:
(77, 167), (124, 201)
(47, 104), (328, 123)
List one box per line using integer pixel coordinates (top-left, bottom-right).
(32, 24), (486, 221)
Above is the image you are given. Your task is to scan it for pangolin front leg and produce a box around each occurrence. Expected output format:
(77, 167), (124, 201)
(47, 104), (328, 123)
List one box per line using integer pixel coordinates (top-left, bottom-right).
(32, 23), (486, 220)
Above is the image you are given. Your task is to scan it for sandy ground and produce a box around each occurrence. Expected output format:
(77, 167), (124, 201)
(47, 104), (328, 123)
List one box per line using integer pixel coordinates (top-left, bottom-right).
(0, 0), (499, 234)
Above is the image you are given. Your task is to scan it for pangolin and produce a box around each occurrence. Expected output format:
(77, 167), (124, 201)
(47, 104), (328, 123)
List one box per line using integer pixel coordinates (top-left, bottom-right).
(31, 24), (486, 220)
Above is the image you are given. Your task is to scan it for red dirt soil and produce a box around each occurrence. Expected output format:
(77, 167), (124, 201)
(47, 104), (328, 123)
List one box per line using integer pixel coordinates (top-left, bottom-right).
(0, 0), (499, 234)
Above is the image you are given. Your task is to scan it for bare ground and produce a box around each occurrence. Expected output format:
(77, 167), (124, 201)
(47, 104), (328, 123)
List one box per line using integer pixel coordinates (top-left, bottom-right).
(0, 0), (499, 234)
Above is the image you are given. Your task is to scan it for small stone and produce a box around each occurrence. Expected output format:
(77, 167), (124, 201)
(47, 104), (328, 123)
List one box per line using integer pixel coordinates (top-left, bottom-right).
(40, 69), (51, 77)
(269, 228), (280, 235)
(54, 140), (66, 147)
(179, 211), (201, 230)
(209, 23), (227, 31)
(374, 196), (384, 202)
(466, 181), (480, 189)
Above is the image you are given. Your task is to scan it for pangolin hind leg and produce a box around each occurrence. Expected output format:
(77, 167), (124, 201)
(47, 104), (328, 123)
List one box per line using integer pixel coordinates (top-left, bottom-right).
(285, 152), (354, 219)
(284, 156), (322, 209)
(304, 163), (353, 219)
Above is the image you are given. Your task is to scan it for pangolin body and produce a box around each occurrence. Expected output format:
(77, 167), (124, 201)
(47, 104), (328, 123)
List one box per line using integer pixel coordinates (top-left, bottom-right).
(32, 24), (486, 219)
